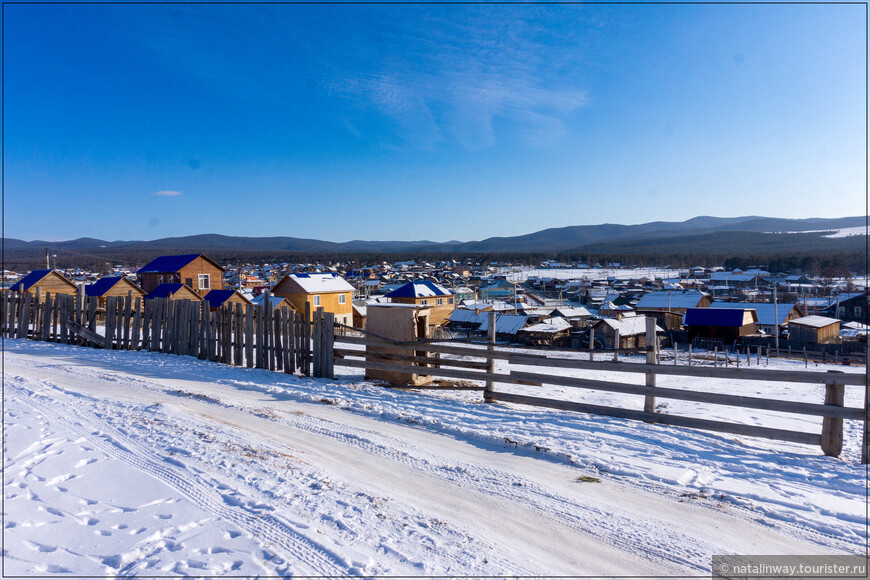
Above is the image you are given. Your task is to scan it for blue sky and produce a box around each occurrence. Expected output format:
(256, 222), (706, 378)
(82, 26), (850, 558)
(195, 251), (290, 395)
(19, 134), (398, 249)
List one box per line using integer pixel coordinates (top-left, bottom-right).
(5, 3), (866, 242)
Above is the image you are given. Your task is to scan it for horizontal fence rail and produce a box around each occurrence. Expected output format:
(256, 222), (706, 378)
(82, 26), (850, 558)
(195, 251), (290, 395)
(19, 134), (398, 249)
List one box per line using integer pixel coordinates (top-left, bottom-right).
(331, 317), (867, 460)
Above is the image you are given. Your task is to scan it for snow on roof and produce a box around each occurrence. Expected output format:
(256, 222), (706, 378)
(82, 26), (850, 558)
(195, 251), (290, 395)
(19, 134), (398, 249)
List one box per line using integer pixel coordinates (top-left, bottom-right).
(249, 294), (288, 310)
(596, 316), (662, 336)
(788, 315), (840, 329)
(386, 280), (452, 298)
(551, 307), (592, 318)
(635, 290), (709, 310)
(289, 273), (354, 294)
(449, 309), (489, 325)
(521, 317), (572, 334)
(476, 314), (528, 335)
(710, 301), (800, 326)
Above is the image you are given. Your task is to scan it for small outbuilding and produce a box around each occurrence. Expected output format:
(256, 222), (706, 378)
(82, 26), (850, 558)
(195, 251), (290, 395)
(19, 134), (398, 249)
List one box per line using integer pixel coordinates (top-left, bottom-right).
(386, 281), (455, 327)
(591, 316), (662, 349)
(518, 317), (572, 347)
(9, 269), (77, 296)
(85, 277), (146, 309)
(788, 316), (841, 345)
(144, 283), (203, 302)
(364, 304), (433, 386)
(203, 289), (252, 311)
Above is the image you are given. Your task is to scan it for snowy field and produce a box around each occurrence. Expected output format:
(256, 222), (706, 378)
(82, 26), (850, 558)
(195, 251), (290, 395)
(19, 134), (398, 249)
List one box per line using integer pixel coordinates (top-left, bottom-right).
(497, 267), (681, 283)
(3, 339), (866, 576)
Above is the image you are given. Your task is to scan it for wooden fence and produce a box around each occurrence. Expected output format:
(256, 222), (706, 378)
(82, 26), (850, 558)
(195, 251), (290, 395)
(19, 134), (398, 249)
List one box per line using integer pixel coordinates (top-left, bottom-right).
(329, 316), (869, 461)
(2, 290), (311, 374)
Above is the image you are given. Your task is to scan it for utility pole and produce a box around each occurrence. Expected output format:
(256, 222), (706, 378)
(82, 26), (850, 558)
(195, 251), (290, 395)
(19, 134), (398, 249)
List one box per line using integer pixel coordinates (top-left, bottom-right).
(45, 248), (50, 269)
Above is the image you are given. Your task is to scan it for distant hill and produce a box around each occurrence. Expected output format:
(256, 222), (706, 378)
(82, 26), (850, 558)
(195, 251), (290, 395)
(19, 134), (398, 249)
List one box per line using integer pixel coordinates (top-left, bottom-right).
(3, 215), (865, 269)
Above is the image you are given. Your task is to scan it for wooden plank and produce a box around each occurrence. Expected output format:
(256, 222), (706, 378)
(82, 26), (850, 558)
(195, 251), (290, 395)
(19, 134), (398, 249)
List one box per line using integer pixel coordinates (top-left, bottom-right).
(510, 370), (864, 421)
(287, 310), (296, 373)
(334, 348), (490, 370)
(485, 311), (496, 402)
(131, 297), (142, 350)
(337, 335), (515, 361)
(233, 303), (242, 366)
(41, 295), (53, 342)
(104, 297), (115, 350)
(507, 353), (868, 386)
(303, 302), (311, 376)
(644, 317), (657, 415)
(67, 321), (105, 348)
(324, 311), (334, 379)
(490, 391), (822, 445)
(122, 292), (132, 350)
(822, 372), (846, 457)
(337, 357), (540, 387)
(87, 295), (97, 334)
(244, 304), (254, 368)
(273, 306), (283, 372)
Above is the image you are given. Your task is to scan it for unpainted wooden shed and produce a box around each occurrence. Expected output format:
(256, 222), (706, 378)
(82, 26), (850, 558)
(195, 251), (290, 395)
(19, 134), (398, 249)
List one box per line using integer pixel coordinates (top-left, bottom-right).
(364, 304), (432, 386)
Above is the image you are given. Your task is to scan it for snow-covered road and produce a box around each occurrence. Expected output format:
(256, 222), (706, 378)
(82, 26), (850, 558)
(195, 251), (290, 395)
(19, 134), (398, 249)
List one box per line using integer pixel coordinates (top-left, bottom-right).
(3, 340), (863, 576)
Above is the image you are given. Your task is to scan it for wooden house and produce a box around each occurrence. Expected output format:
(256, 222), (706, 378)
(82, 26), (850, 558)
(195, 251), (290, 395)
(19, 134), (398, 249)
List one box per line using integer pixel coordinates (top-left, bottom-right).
(144, 283), (203, 302)
(710, 301), (804, 336)
(635, 289), (712, 315)
(591, 316), (662, 349)
(84, 277), (146, 309)
(684, 307), (758, 343)
(272, 273), (354, 325)
(822, 292), (867, 324)
(788, 316), (841, 345)
(352, 301), (367, 329)
(518, 317), (572, 347)
(9, 269), (77, 296)
(204, 289), (251, 311)
(137, 254), (225, 298)
(386, 281), (455, 327)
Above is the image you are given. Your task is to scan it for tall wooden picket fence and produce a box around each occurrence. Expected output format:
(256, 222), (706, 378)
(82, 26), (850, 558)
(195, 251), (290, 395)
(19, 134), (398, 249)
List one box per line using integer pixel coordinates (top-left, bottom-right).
(1, 290), (312, 375)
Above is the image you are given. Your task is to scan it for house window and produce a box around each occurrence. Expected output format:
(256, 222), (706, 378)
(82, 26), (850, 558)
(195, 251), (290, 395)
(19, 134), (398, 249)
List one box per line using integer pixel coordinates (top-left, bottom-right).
(338, 294), (346, 305)
(856, 307), (863, 318)
(185, 278), (193, 288)
(198, 274), (210, 290)
(448, 298), (453, 304)
(158, 275), (164, 284)
(436, 298), (443, 305)
(421, 299), (428, 305)
(313, 295), (321, 307)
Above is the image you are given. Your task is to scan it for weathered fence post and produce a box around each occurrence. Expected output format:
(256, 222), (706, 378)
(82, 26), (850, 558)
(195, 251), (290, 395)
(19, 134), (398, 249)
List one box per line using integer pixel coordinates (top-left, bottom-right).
(484, 311), (496, 402)
(821, 370), (845, 457)
(312, 307), (323, 377)
(244, 303), (254, 368)
(588, 328), (594, 361)
(613, 330), (620, 362)
(303, 302), (311, 376)
(644, 316), (657, 415)
(324, 311), (335, 379)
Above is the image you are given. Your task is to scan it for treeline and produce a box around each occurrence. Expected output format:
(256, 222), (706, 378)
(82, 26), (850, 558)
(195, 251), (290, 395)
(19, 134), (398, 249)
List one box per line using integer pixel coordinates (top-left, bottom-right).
(3, 245), (865, 278)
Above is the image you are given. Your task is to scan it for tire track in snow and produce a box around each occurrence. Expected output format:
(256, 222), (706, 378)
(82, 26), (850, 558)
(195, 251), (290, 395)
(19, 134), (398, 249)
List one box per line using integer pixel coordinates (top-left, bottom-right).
(6, 379), (350, 577)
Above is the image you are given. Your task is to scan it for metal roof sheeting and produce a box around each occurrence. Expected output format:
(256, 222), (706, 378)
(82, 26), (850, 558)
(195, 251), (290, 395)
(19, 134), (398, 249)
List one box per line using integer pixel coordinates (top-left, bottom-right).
(386, 281), (452, 298)
(9, 269), (53, 292)
(137, 254), (202, 273)
(597, 316), (662, 336)
(685, 308), (756, 327)
(476, 314), (528, 335)
(204, 289), (238, 308)
(521, 317), (572, 334)
(145, 283), (186, 300)
(635, 290), (709, 310)
(85, 277), (123, 297)
(710, 301), (800, 326)
(788, 315), (840, 329)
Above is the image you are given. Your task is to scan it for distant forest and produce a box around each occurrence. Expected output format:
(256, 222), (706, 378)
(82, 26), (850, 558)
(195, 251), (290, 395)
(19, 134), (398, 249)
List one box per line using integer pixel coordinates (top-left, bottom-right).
(4, 245), (865, 277)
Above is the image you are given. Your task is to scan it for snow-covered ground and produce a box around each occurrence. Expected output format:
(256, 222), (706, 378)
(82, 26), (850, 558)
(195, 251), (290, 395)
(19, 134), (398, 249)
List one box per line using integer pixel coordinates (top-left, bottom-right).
(3, 339), (865, 576)
(498, 267), (681, 283)
(768, 226), (866, 238)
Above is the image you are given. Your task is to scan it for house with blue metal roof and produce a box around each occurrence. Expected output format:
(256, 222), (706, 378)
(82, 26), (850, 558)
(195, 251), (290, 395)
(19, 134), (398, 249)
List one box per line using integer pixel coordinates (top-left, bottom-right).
(386, 281), (455, 327)
(635, 289), (712, 314)
(144, 283), (203, 302)
(85, 277), (145, 308)
(9, 269), (77, 296)
(684, 307), (758, 343)
(710, 301), (803, 336)
(137, 254), (225, 298)
(204, 289), (251, 311)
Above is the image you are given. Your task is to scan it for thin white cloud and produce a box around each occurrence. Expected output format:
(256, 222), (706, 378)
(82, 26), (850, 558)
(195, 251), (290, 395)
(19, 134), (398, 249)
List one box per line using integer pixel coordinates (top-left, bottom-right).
(154, 190), (182, 197)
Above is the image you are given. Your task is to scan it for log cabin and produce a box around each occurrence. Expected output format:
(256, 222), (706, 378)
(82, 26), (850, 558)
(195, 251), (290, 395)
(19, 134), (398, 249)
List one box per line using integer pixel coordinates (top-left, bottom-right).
(85, 277), (146, 309)
(144, 283), (203, 302)
(9, 269), (77, 296)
